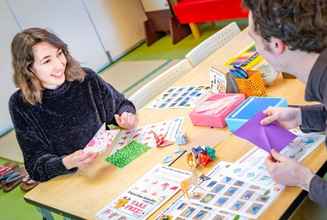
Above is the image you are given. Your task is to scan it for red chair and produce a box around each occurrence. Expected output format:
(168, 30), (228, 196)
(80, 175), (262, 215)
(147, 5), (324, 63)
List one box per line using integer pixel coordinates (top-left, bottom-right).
(173, 0), (248, 38)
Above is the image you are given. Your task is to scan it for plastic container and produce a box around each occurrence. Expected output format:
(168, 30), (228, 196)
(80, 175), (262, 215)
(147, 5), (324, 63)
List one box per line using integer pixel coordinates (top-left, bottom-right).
(225, 96), (288, 132)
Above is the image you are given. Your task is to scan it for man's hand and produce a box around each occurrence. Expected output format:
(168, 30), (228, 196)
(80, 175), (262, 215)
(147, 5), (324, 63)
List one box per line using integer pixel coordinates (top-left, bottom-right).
(260, 107), (302, 129)
(265, 149), (314, 191)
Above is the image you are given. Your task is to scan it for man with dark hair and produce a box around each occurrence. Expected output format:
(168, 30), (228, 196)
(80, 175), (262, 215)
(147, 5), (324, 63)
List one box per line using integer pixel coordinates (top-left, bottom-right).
(243, 0), (327, 207)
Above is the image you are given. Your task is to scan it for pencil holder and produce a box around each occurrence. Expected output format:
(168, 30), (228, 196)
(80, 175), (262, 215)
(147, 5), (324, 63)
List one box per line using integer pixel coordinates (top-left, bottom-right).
(234, 71), (266, 97)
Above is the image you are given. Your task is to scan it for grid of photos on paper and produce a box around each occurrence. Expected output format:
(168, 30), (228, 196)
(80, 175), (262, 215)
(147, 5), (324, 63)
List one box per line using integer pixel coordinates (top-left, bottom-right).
(188, 173), (282, 219)
(157, 195), (250, 220)
(148, 86), (210, 109)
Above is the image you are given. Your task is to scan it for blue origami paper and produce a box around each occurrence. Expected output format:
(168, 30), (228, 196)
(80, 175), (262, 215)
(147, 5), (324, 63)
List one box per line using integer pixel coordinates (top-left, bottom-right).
(234, 112), (297, 152)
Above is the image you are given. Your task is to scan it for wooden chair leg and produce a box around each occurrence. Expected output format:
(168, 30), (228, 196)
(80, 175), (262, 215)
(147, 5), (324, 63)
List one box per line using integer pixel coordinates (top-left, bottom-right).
(144, 19), (162, 46)
(169, 17), (191, 44)
(189, 23), (200, 39)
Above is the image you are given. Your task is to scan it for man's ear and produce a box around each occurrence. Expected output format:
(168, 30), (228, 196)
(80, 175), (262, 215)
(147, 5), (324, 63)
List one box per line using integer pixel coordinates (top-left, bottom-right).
(269, 37), (286, 55)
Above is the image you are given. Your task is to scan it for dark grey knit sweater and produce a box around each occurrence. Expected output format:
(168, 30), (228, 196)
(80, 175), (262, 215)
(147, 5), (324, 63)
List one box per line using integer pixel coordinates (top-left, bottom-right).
(300, 49), (327, 207)
(9, 68), (135, 182)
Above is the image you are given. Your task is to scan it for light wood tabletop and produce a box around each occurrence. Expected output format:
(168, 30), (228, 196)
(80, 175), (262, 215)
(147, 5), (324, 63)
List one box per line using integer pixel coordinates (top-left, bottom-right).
(25, 28), (327, 220)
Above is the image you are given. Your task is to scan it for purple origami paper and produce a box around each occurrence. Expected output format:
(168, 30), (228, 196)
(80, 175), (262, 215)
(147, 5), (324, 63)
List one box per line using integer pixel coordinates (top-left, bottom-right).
(234, 112), (297, 152)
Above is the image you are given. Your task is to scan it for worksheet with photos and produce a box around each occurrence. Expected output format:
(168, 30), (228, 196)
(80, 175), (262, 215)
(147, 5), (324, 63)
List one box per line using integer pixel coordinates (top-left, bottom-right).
(96, 166), (191, 220)
(188, 171), (282, 219)
(156, 160), (281, 219)
(147, 86), (210, 109)
(157, 195), (250, 220)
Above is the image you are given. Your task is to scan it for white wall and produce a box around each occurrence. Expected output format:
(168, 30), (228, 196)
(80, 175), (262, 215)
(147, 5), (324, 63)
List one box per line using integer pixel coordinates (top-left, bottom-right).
(7, 0), (111, 71)
(0, 1), (20, 135)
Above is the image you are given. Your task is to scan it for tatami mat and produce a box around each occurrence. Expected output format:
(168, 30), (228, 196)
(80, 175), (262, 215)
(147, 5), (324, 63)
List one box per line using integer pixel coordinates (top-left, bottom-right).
(100, 60), (170, 93)
(0, 130), (23, 162)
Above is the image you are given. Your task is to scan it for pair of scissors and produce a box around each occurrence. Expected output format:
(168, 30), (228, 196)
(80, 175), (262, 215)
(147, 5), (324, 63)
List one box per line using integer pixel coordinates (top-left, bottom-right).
(229, 65), (249, 79)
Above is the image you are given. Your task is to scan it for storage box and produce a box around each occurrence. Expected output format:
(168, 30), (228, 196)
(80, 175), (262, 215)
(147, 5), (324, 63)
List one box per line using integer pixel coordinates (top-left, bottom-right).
(189, 93), (245, 128)
(225, 96), (288, 132)
(234, 71), (266, 97)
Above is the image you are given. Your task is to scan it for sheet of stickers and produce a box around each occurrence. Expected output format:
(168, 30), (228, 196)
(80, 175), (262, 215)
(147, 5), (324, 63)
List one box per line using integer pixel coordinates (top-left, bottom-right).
(147, 86), (210, 109)
(157, 160), (280, 219)
(111, 117), (184, 151)
(96, 165), (191, 220)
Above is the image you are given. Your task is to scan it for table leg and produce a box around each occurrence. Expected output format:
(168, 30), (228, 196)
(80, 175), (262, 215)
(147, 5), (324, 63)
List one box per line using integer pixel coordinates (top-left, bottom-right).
(38, 207), (54, 220)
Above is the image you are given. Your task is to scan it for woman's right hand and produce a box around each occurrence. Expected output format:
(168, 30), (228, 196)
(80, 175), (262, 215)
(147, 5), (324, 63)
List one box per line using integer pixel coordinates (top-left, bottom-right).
(62, 150), (98, 170)
(260, 107), (302, 129)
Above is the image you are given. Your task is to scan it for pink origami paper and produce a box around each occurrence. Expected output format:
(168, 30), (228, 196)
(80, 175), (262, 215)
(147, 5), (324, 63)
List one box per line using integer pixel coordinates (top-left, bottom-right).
(234, 112), (297, 152)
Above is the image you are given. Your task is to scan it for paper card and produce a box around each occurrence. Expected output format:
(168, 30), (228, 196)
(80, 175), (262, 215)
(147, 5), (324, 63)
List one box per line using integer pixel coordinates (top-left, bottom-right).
(112, 117), (184, 150)
(96, 166), (191, 220)
(209, 67), (226, 93)
(84, 124), (119, 153)
(280, 129), (325, 161)
(147, 86), (209, 109)
(234, 112), (297, 152)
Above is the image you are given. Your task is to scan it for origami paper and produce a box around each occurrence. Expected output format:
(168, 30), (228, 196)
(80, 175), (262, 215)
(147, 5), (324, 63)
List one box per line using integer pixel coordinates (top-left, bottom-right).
(106, 141), (150, 168)
(234, 112), (297, 152)
(83, 124), (119, 153)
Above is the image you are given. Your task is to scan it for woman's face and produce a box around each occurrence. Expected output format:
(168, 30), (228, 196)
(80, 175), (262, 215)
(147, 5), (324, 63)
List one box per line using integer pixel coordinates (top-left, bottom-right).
(31, 42), (67, 89)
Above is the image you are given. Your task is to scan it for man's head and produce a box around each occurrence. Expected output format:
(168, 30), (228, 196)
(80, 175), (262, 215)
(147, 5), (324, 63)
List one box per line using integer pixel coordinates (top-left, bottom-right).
(243, 0), (327, 73)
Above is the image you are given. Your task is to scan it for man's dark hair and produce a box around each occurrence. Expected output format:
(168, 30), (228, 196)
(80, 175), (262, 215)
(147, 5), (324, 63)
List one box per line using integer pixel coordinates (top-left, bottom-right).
(243, 0), (327, 53)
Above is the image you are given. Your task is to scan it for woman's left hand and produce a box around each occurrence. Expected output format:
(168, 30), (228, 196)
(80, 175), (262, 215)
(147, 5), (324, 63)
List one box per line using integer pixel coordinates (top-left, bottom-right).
(114, 112), (138, 129)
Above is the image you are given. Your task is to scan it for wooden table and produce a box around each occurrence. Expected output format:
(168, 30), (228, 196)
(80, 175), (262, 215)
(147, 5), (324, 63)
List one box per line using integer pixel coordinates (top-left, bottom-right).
(25, 29), (327, 220)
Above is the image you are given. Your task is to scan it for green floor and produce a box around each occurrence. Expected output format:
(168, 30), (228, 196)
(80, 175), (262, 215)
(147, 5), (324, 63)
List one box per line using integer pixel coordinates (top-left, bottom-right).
(0, 158), (62, 220)
(121, 20), (248, 61)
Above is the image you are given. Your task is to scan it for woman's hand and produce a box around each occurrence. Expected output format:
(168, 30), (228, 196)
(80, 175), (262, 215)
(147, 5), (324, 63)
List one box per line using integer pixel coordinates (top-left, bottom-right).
(62, 150), (98, 170)
(114, 112), (138, 129)
(260, 107), (302, 129)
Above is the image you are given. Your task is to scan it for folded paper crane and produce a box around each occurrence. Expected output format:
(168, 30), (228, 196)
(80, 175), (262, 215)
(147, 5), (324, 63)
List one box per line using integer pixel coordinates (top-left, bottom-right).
(234, 112), (297, 152)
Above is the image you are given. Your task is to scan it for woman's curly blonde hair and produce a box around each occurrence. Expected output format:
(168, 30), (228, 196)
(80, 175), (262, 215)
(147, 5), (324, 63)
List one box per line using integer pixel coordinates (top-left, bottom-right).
(11, 27), (85, 105)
